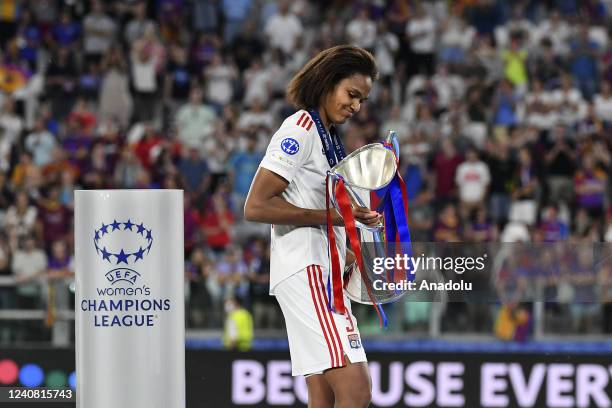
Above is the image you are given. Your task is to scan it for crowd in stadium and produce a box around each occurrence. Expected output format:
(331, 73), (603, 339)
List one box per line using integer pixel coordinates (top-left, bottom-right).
(1, 0), (612, 341)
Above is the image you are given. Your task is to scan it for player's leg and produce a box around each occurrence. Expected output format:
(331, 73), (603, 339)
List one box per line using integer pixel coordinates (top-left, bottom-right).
(305, 373), (334, 408)
(323, 359), (372, 408)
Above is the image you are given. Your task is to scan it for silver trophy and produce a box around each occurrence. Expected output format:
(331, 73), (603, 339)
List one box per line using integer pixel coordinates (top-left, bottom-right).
(328, 131), (410, 305)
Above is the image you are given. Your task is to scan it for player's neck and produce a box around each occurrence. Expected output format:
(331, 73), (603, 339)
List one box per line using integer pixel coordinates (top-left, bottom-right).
(318, 107), (331, 132)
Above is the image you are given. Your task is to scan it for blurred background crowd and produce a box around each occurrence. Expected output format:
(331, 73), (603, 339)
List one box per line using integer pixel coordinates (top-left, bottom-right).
(0, 0), (612, 345)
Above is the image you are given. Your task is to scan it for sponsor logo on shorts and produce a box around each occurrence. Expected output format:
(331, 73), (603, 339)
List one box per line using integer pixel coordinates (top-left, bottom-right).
(348, 334), (362, 349)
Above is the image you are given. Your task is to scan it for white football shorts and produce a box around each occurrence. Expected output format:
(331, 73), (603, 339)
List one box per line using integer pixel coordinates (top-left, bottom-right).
(274, 264), (367, 376)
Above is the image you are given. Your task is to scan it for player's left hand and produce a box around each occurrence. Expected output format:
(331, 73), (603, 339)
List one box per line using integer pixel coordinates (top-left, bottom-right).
(352, 206), (382, 227)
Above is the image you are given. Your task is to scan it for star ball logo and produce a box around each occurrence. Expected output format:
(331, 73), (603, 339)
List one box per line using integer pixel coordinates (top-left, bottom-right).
(93, 219), (153, 285)
(81, 218), (171, 328)
(281, 137), (299, 155)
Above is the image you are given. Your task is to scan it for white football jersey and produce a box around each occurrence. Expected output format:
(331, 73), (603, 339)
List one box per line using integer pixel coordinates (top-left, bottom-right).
(259, 110), (346, 294)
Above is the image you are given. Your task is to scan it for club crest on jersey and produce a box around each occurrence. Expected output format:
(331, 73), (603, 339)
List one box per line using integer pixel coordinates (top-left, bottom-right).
(348, 334), (362, 349)
(281, 138), (300, 155)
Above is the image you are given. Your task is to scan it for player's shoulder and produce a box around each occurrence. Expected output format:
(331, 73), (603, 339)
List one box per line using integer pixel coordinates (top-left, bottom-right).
(264, 110), (316, 157)
(271, 109), (315, 143)
(279, 109), (315, 133)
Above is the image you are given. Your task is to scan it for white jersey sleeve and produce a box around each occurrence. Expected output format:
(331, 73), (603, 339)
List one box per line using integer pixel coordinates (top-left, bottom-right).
(259, 122), (313, 183)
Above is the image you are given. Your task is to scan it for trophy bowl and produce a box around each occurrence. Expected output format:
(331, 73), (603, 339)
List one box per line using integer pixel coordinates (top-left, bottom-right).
(330, 143), (397, 191)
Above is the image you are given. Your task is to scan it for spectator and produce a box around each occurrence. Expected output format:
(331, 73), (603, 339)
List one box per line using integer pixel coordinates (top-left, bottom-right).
(231, 21), (265, 74)
(185, 247), (213, 327)
(495, 7), (535, 49)
(593, 80), (612, 122)
(11, 236), (46, 310)
(113, 146), (145, 188)
(492, 80), (520, 127)
(236, 98), (274, 148)
(10, 152), (42, 193)
(78, 58), (102, 102)
(535, 11), (570, 56)
(193, 0), (219, 33)
(222, 296), (253, 351)
(433, 203), (461, 242)
(413, 103), (439, 139)
(0, 172), (14, 220)
(58, 169), (78, 210)
(0, 97), (23, 144)
(569, 23), (600, 100)
(432, 138), (462, 204)
(124, 1), (155, 46)
(190, 32), (220, 73)
(43, 239), (74, 327)
(528, 38), (562, 89)
(99, 47), (133, 128)
(131, 123), (162, 169)
(373, 20), (399, 84)
(178, 147), (210, 193)
(0, 128), (13, 173)
(455, 147), (491, 220)
(81, 142), (113, 189)
(221, 0), (253, 43)
(164, 44), (193, 111)
(44, 47), (78, 120)
(228, 134), (264, 216)
(509, 147), (539, 226)
(524, 79), (556, 130)
(432, 65), (465, 111)
(201, 182), (235, 253)
(25, 118), (57, 167)
(550, 74), (587, 126)
(352, 102), (380, 144)
(36, 185), (72, 253)
(536, 205), (569, 242)
(264, 0), (303, 57)
(4, 191), (38, 245)
(42, 147), (78, 186)
(544, 125), (576, 205)
(319, 11), (345, 47)
(346, 8), (376, 52)
(83, 0), (117, 66)
(243, 57), (272, 107)
(9, 235), (45, 341)
(438, 4), (475, 66)
(247, 238), (277, 329)
(184, 193), (203, 254)
(203, 54), (237, 110)
(52, 9), (81, 48)
(406, 3), (436, 76)
(131, 39), (160, 123)
(213, 246), (248, 301)
(175, 87), (217, 151)
(466, 208), (498, 242)
(574, 154), (607, 220)
(486, 139), (514, 223)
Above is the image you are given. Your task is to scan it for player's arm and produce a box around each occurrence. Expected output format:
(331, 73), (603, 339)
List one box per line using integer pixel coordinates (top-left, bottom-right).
(244, 167), (336, 226)
(244, 168), (379, 226)
(246, 122), (378, 226)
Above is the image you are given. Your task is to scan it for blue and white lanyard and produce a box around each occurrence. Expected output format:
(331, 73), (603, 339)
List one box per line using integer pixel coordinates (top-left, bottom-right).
(307, 108), (346, 167)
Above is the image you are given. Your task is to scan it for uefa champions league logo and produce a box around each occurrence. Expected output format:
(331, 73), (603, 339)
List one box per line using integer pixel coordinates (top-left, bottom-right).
(81, 211), (171, 329)
(93, 220), (153, 285)
(281, 138), (300, 155)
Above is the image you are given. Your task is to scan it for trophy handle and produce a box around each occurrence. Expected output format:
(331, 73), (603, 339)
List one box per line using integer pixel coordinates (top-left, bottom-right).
(386, 130), (400, 158)
(329, 174), (384, 231)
